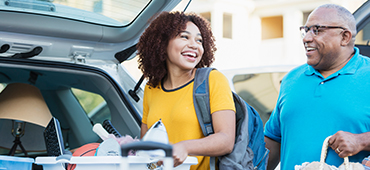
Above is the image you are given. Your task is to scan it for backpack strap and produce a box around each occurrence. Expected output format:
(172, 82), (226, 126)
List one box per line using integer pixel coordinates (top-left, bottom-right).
(193, 67), (214, 136)
(193, 67), (217, 170)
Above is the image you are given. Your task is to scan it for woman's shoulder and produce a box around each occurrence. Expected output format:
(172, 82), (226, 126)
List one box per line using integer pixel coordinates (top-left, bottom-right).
(207, 69), (229, 86)
(209, 68), (225, 77)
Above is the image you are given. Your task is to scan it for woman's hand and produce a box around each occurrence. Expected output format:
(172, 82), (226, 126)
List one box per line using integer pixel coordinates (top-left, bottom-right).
(172, 142), (189, 167)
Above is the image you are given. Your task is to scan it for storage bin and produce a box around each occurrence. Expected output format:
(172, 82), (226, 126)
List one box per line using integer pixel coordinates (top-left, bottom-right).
(35, 156), (198, 170)
(0, 155), (34, 170)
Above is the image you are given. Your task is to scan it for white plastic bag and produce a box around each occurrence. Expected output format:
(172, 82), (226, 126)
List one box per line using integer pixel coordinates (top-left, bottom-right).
(295, 136), (364, 170)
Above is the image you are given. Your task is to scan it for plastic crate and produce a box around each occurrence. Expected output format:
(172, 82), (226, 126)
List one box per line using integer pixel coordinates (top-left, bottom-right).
(0, 155), (34, 170)
(35, 156), (198, 170)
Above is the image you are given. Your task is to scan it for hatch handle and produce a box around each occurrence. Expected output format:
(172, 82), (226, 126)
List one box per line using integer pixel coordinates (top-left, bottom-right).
(129, 75), (145, 102)
(11, 46), (43, 59)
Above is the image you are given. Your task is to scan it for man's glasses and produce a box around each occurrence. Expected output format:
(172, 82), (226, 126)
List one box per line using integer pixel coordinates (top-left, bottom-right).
(299, 25), (347, 38)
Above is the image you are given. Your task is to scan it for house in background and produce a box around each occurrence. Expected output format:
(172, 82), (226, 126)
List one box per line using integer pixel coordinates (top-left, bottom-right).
(175, 0), (366, 71)
(170, 0), (367, 126)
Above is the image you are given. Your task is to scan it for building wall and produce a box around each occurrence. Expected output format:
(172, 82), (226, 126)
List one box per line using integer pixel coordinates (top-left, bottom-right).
(180, 0), (366, 71)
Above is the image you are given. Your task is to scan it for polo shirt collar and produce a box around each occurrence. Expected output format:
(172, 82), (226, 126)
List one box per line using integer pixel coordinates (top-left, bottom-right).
(304, 47), (361, 77)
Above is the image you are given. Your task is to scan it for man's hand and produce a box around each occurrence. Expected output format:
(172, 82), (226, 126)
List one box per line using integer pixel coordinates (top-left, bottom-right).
(328, 131), (364, 158)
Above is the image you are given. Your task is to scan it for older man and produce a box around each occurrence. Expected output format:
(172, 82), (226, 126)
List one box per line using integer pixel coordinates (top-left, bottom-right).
(264, 4), (370, 170)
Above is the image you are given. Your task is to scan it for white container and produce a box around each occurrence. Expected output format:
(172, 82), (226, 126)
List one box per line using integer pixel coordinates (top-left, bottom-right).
(0, 155), (34, 170)
(35, 156), (198, 170)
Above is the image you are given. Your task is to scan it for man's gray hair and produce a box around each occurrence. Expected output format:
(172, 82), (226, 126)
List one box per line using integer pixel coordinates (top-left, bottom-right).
(316, 4), (357, 37)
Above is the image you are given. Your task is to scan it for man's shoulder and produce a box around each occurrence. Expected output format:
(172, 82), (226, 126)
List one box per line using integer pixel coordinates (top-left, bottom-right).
(354, 53), (370, 73)
(358, 54), (370, 64)
(354, 47), (370, 64)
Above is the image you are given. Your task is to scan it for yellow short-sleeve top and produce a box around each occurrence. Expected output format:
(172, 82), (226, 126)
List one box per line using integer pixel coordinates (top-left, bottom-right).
(142, 69), (235, 170)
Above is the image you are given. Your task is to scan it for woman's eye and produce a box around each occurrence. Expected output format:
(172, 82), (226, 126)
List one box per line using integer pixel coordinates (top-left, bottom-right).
(197, 39), (203, 43)
(180, 35), (188, 39)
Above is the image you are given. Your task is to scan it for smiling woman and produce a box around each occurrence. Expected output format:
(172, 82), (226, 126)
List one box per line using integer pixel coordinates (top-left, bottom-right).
(137, 11), (215, 88)
(137, 11), (236, 170)
(165, 22), (204, 74)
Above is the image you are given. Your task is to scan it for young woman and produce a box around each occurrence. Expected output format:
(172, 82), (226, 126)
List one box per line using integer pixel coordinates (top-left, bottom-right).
(137, 11), (236, 170)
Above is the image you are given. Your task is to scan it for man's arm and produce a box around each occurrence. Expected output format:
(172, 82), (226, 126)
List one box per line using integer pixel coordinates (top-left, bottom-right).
(265, 136), (281, 170)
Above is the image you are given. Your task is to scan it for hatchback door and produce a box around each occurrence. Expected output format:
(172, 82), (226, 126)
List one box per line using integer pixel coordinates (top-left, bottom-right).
(353, 0), (370, 57)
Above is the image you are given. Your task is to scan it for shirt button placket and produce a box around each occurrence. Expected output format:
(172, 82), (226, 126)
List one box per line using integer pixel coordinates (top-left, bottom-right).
(314, 81), (324, 97)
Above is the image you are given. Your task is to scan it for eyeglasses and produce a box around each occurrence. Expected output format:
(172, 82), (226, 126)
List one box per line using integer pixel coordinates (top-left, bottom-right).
(299, 25), (347, 38)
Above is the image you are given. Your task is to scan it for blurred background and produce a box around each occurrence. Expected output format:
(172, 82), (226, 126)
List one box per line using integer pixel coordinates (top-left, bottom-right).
(154, 0), (367, 124)
(123, 0), (367, 77)
(50, 0), (368, 124)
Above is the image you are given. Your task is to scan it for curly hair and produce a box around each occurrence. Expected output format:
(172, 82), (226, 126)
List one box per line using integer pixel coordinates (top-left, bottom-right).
(137, 11), (216, 88)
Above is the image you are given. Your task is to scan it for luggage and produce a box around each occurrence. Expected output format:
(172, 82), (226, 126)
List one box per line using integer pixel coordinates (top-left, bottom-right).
(193, 67), (269, 170)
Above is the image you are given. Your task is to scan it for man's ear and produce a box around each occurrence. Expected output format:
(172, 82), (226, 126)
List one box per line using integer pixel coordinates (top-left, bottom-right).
(341, 30), (353, 46)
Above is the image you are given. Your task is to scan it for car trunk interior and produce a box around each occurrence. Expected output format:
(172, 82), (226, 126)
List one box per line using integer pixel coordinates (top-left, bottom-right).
(0, 57), (141, 159)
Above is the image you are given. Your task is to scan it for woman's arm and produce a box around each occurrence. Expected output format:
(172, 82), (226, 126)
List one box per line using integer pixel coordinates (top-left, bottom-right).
(172, 109), (236, 167)
(140, 123), (148, 139)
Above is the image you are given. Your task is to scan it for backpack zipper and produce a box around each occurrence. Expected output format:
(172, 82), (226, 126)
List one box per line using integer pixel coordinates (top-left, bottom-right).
(254, 149), (269, 170)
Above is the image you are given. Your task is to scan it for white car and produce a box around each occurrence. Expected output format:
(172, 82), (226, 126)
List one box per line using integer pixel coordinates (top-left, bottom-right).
(220, 65), (298, 125)
(0, 0), (191, 167)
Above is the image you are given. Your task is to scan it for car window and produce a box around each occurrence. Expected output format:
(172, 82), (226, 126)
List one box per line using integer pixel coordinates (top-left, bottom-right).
(355, 24), (370, 45)
(232, 72), (287, 125)
(354, 12), (370, 57)
(0, 0), (150, 26)
(71, 88), (111, 124)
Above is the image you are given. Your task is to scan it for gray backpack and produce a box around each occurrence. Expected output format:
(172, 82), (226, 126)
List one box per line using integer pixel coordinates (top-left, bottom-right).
(193, 67), (269, 170)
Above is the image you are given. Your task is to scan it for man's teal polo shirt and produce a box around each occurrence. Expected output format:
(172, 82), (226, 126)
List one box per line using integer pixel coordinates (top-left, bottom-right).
(265, 47), (370, 170)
